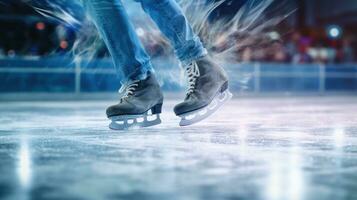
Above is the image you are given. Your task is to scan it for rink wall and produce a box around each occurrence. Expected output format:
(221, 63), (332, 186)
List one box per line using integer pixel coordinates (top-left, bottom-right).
(0, 57), (357, 97)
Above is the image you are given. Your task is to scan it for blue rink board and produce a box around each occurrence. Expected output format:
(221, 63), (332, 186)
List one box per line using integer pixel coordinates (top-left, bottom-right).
(0, 57), (357, 93)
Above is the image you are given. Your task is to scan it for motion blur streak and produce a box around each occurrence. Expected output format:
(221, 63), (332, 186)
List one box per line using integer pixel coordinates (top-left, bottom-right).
(27, 0), (294, 86)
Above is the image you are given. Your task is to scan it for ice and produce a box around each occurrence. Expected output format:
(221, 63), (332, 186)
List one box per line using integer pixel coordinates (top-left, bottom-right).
(0, 96), (357, 200)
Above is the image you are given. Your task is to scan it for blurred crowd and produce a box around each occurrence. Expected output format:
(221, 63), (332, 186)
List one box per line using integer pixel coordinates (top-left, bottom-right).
(0, 20), (75, 58)
(236, 31), (356, 64)
(0, 19), (356, 64)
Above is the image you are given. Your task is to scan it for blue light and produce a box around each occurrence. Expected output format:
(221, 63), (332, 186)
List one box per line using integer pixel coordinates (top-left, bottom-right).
(327, 25), (342, 39)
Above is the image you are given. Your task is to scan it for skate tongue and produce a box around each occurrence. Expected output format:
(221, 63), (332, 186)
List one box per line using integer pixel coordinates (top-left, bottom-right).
(185, 92), (197, 101)
(184, 95), (190, 101)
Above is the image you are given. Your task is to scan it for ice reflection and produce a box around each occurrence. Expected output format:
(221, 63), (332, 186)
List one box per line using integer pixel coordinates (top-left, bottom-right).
(287, 146), (304, 200)
(333, 127), (345, 149)
(237, 124), (248, 153)
(17, 137), (32, 189)
(333, 127), (345, 177)
(267, 155), (284, 200)
(266, 145), (304, 200)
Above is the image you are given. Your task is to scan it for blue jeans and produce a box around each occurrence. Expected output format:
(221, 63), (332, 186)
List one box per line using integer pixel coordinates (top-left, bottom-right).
(83, 0), (207, 83)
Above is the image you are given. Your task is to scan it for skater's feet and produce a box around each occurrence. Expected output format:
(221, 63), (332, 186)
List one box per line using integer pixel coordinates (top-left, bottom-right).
(174, 55), (232, 126)
(107, 74), (164, 130)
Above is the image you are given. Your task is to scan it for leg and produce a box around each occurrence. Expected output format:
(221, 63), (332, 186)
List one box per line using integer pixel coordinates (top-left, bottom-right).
(83, 0), (153, 83)
(83, 0), (164, 130)
(138, 0), (207, 65)
(138, 0), (232, 126)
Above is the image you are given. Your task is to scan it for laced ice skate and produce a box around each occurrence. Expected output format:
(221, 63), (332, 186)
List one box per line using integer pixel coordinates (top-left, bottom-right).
(174, 56), (232, 126)
(107, 74), (164, 130)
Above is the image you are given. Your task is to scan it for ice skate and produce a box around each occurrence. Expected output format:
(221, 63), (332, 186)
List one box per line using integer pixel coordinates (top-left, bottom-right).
(174, 56), (233, 126)
(107, 74), (164, 130)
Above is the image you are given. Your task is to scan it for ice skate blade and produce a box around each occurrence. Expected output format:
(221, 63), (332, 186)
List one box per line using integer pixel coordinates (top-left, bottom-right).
(179, 90), (232, 126)
(109, 114), (162, 130)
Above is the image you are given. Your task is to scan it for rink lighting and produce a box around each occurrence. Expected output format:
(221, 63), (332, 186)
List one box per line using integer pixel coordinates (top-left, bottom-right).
(334, 128), (345, 148)
(267, 31), (280, 40)
(60, 40), (69, 49)
(36, 22), (46, 31)
(136, 28), (145, 37)
(327, 25), (342, 39)
(266, 146), (304, 200)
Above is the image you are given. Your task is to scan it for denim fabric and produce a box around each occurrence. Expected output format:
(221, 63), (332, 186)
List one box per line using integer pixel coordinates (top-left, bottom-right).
(83, 0), (207, 83)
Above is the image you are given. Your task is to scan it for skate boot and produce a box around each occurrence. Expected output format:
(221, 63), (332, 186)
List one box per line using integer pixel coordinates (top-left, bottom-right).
(174, 56), (232, 126)
(106, 74), (164, 130)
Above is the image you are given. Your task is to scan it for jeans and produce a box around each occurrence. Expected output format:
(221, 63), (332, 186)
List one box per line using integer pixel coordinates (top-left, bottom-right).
(83, 0), (207, 83)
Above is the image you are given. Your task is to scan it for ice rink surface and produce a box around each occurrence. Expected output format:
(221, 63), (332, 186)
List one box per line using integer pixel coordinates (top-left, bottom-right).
(0, 96), (357, 200)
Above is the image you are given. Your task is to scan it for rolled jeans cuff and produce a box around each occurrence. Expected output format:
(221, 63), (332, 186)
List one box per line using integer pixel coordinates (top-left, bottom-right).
(120, 60), (155, 84)
(175, 37), (208, 66)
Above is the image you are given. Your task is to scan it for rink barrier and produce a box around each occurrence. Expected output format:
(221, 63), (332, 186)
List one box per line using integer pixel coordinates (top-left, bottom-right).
(0, 57), (357, 94)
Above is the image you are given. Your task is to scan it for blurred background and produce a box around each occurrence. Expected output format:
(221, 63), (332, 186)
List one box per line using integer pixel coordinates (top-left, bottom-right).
(0, 0), (356, 99)
(1, 2), (357, 200)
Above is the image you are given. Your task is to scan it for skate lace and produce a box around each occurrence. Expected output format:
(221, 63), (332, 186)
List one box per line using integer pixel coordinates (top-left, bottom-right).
(119, 81), (139, 100)
(185, 61), (200, 95)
